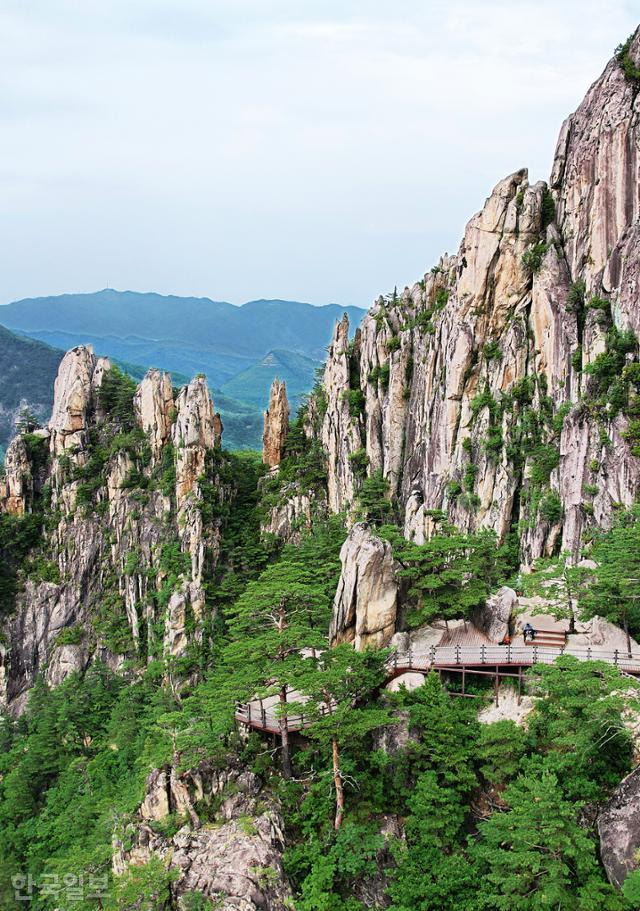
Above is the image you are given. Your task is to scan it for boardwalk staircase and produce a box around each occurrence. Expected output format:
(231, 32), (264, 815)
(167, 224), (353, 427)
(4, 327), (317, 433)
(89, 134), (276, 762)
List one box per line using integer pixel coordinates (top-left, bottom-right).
(525, 627), (566, 649)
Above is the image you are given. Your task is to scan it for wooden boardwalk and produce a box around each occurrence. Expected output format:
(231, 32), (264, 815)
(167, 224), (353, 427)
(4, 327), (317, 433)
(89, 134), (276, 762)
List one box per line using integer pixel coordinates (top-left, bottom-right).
(234, 643), (640, 734)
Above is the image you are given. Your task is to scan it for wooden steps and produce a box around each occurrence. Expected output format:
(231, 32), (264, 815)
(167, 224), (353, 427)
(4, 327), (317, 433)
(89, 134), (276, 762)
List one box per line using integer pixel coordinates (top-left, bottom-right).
(525, 628), (566, 648)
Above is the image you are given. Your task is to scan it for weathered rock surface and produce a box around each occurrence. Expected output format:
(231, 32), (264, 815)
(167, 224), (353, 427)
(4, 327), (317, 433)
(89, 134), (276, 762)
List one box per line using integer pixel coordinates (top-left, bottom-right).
(116, 765), (293, 910)
(1, 351), (229, 711)
(1, 435), (35, 516)
(330, 522), (398, 650)
(321, 316), (363, 514)
(473, 586), (517, 643)
(133, 368), (174, 461)
(262, 378), (289, 467)
(311, 30), (640, 567)
(598, 765), (640, 889)
(48, 346), (110, 458)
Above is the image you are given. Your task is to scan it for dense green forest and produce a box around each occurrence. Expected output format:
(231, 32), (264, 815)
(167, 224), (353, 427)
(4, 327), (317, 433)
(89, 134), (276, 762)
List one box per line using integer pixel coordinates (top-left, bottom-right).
(1, 368), (640, 910)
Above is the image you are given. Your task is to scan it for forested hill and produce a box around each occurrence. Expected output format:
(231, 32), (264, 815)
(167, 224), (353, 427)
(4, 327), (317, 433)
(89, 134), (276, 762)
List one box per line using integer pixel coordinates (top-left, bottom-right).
(2, 28), (640, 911)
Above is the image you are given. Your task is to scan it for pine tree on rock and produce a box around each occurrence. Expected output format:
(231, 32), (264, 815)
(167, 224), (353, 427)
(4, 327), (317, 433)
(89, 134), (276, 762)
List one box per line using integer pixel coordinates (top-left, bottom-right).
(293, 644), (390, 830)
(225, 521), (344, 778)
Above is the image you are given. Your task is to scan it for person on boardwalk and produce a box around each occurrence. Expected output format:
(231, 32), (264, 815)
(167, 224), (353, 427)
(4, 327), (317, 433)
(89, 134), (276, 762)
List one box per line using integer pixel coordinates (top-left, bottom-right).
(523, 622), (535, 643)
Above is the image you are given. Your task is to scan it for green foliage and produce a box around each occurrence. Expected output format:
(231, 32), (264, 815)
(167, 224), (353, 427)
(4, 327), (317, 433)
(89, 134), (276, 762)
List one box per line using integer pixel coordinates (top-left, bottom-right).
(539, 490), (563, 524)
(97, 366), (137, 430)
(540, 186), (556, 229)
(346, 388), (365, 418)
(111, 855), (178, 910)
(379, 524), (509, 626)
(348, 448), (369, 480)
(0, 512), (44, 616)
(483, 340), (501, 362)
(387, 336), (401, 353)
(472, 770), (625, 910)
(522, 242), (549, 274)
(356, 469), (394, 525)
(0, 666), (176, 908)
(576, 507), (640, 649)
(529, 442), (560, 486)
(616, 33), (640, 87)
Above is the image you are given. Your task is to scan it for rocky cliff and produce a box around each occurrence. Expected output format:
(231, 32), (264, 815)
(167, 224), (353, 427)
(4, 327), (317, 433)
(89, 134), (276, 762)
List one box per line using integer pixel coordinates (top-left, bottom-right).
(312, 30), (640, 573)
(0, 348), (228, 714)
(262, 378), (289, 468)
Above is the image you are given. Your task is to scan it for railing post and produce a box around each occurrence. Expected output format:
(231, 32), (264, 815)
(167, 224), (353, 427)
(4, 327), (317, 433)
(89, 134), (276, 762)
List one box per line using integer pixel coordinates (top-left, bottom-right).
(533, 645), (538, 665)
(248, 703), (252, 724)
(587, 647), (592, 662)
(408, 645), (413, 668)
(481, 644), (486, 664)
(429, 644), (435, 665)
(455, 645), (461, 665)
(507, 643), (512, 664)
(614, 649), (619, 667)
(261, 706), (266, 727)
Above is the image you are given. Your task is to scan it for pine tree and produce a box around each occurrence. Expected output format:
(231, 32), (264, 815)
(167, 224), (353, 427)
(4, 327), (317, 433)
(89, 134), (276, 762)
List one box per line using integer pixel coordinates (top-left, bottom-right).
(576, 508), (640, 655)
(224, 521), (344, 778)
(294, 644), (390, 829)
(472, 770), (626, 911)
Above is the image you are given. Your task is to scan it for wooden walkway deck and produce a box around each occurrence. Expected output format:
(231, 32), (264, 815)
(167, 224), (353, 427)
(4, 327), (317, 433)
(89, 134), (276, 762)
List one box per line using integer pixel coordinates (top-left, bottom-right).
(234, 643), (640, 734)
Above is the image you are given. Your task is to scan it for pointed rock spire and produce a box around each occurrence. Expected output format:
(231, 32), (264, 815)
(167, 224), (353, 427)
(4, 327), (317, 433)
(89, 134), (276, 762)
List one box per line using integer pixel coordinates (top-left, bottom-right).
(133, 368), (174, 462)
(262, 378), (289, 467)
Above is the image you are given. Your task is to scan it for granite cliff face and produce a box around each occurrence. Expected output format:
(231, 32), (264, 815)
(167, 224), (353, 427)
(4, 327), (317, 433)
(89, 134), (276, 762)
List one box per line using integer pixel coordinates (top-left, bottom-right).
(0, 348), (227, 713)
(262, 378), (289, 468)
(316, 32), (640, 587)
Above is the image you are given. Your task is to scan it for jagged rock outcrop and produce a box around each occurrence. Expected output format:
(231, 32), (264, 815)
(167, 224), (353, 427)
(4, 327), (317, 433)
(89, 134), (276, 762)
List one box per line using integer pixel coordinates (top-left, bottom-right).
(598, 765), (640, 889)
(1, 350), (230, 712)
(133, 368), (174, 461)
(330, 522), (398, 650)
(1, 435), (35, 516)
(48, 346), (110, 458)
(262, 378), (289, 467)
(115, 764), (293, 910)
(312, 30), (640, 567)
(322, 316), (364, 513)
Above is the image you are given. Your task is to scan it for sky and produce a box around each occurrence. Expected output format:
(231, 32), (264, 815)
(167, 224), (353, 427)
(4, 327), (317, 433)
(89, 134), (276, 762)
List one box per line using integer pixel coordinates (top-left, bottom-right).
(0, 1), (638, 309)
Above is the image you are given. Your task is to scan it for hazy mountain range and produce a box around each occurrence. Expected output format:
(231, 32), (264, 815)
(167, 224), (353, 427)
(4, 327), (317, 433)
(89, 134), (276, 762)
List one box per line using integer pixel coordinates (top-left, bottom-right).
(0, 289), (365, 450)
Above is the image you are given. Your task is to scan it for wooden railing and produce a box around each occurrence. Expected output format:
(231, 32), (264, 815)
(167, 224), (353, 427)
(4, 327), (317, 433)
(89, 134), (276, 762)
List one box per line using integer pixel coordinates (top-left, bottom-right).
(234, 643), (640, 733)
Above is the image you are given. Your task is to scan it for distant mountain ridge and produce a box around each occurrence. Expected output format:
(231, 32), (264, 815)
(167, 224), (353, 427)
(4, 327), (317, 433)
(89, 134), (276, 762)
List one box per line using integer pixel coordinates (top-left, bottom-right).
(0, 289), (365, 385)
(0, 290), (365, 449)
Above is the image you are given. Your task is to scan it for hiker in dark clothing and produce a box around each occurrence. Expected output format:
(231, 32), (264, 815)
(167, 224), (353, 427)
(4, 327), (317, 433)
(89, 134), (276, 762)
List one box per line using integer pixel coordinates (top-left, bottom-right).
(523, 622), (535, 643)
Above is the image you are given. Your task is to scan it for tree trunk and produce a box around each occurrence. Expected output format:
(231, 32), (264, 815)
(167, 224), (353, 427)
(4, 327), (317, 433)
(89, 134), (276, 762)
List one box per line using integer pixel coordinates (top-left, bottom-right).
(332, 736), (345, 831)
(279, 686), (292, 779)
(625, 616), (632, 658)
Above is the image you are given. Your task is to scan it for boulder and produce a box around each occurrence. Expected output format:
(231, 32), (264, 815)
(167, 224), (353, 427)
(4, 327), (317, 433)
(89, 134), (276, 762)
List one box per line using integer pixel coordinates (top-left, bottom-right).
(330, 522), (398, 650)
(598, 766), (640, 889)
(473, 586), (517, 643)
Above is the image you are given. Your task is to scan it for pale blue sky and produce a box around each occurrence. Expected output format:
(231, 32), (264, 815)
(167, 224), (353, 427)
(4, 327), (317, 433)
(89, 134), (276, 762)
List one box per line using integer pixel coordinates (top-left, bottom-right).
(1, 1), (638, 308)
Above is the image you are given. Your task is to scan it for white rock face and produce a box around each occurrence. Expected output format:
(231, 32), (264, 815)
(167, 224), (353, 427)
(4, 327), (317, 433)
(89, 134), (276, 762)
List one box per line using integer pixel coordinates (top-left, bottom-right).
(48, 346), (110, 457)
(262, 378), (289, 467)
(133, 369), (174, 461)
(321, 316), (363, 514)
(330, 523), (398, 650)
(1, 436), (34, 516)
(314, 31), (640, 565)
